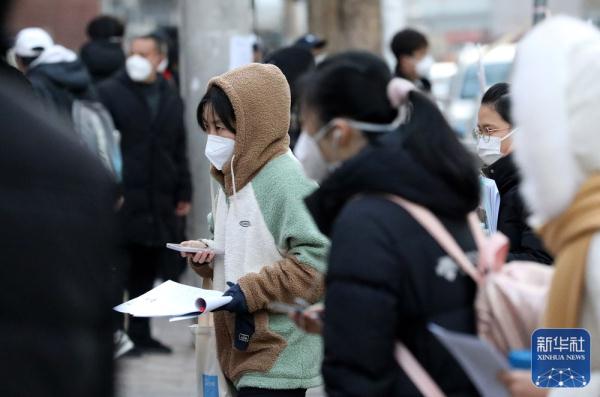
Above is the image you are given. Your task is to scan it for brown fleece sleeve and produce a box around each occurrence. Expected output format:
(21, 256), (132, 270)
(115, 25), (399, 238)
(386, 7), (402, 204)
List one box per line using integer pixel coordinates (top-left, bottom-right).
(237, 255), (324, 313)
(188, 257), (214, 279)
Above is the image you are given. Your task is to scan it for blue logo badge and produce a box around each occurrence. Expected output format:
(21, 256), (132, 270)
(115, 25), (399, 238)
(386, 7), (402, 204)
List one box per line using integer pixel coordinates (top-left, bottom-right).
(532, 328), (591, 388)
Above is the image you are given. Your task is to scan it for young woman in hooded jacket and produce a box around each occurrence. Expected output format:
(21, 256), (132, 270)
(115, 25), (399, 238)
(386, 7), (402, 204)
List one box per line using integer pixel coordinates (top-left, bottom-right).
(180, 63), (329, 397)
(292, 51), (481, 396)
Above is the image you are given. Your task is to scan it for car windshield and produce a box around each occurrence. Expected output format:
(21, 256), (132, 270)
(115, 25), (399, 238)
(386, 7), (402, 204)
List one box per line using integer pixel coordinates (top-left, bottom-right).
(460, 62), (512, 99)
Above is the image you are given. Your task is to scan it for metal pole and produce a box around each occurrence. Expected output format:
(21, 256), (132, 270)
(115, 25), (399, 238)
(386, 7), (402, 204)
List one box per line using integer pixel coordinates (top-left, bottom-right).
(533, 0), (548, 25)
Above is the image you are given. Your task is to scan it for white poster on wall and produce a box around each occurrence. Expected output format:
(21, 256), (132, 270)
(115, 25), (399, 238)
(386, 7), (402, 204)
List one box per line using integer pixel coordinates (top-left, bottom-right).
(229, 34), (256, 70)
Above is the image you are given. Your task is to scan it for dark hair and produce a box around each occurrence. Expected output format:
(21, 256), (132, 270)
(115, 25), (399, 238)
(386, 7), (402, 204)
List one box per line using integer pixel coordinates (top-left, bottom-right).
(153, 26), (179, 68)
(391, 28), (428, 58)
(265, 46), (315, 106)
(481, 82), (512, 125)
(391, 28), (428, 76)
(400, 90), (479, 202)
(300, 51), (397, 128)
(86, 15), (124, 40)
(132, 34), (168, 55)
(197, 85), (236, 133)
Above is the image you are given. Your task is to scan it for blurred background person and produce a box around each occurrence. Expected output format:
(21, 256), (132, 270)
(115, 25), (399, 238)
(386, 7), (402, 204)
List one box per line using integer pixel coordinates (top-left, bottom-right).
(391, 28), (433, 93)
(264, 45), (315, 148)
(476, 82), (552, 264)
(299, 51), (479, 396)
(0, 28), (31, 90)
(12, 26), (53, 73)
(500, 15), (600, 397)
(252, 37), (266, 63)
(97, 33), (192, 355)
(80, 15), (125, 83)
(294, 33), (327, 63)
(152, 26), (180, 87)
(1, 3), (118, 396)
(14, 27), (95, 119)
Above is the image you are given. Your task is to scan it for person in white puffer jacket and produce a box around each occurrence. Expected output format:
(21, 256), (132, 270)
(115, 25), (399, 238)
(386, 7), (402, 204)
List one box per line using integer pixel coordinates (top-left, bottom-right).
(499, 15), (600, 397)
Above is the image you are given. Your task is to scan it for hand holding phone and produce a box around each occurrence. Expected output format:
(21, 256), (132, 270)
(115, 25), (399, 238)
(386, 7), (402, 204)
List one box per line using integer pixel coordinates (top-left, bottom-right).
(290, 303), (324, 335)
(168, 241), (216, 264)
(268, 299), (324, 335)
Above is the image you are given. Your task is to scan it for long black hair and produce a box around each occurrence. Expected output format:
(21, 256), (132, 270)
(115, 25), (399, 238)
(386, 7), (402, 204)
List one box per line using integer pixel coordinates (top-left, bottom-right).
(401, 90), (479, 200)
(197, 85), (236, 133)
(481, 82), (511, 125)
(300, 51), (398, 128)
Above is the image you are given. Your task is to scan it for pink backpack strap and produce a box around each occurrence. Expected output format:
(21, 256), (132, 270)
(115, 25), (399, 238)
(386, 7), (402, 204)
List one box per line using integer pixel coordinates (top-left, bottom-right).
(396, 343), (447, 397)
(386, 195), (483, 284)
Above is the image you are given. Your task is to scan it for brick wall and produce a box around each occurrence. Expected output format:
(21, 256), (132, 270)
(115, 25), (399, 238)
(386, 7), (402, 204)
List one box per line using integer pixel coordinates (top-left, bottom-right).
(8, 0), (100, 51)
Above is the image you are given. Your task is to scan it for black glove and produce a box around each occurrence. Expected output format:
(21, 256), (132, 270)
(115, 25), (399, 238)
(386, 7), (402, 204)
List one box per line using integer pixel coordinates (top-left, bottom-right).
(213, 282), (254, 351)
(214, 281), (249, 314)
(233, 312), (255, 351)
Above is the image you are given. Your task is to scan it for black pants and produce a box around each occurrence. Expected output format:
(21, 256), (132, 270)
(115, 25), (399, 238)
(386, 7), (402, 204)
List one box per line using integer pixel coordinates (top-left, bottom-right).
(237, 388), (306, 397)
(126, 244), (162, 343)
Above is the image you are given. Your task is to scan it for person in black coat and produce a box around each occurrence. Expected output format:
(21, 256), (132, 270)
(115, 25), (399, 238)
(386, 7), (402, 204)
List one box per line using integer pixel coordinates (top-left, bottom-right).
(295, 52), (480, 396)
(390, 28), (433, 93)
(97, 34), (192, 354)
(475, 83), (552, 264)
(0, 2), (118, 393)
(80, 15), (126, 83)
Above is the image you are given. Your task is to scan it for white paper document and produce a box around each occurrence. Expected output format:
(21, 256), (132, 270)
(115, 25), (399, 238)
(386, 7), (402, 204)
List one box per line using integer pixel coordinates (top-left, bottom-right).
(113, 280), (231, 319)
(480, 176), (501, 234)
(428, 323), (510, 397)
(229, 35), (255, 71)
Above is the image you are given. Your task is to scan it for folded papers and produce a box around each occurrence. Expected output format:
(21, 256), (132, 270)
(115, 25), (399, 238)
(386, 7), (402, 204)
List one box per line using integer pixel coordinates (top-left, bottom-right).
(113, 280), (232, 321)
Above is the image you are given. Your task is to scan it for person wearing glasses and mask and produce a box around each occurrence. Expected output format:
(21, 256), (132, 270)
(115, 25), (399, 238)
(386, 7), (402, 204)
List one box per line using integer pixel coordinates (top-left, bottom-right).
(475, 82), (552, 264)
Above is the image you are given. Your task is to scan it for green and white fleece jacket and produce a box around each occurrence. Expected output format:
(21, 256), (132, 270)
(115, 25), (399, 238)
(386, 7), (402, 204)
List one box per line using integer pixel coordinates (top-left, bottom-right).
(206, 152), (329, 390)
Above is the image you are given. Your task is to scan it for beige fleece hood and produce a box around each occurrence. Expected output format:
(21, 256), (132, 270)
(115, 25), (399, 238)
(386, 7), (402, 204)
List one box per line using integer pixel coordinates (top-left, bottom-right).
(208, 63), (291, 195)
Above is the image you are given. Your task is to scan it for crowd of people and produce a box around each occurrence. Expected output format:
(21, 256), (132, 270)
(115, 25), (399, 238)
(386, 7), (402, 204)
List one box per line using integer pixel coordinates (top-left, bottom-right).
(2, 0), (600, 396)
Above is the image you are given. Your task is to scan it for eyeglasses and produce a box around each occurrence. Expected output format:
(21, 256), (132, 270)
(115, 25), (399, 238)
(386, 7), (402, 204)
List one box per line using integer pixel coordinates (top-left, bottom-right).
(472, 126), (511, 142)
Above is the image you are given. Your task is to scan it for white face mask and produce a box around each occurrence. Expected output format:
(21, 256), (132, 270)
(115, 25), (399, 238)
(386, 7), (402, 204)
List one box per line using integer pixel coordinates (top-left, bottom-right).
(295, 111), (409, 183)
(126, 54), (153, 82)
(415, 54), (434, 78)
(477, 128), (517, 166)
(294, 131), (329, 183)
(205, 135), (235, 171)
(157, 57), (168, 73)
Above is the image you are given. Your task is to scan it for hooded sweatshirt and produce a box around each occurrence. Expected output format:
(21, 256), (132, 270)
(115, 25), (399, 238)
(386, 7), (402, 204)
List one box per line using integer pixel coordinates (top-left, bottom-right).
(27, 45), (94, 118)
(202, 63), (329, 390)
